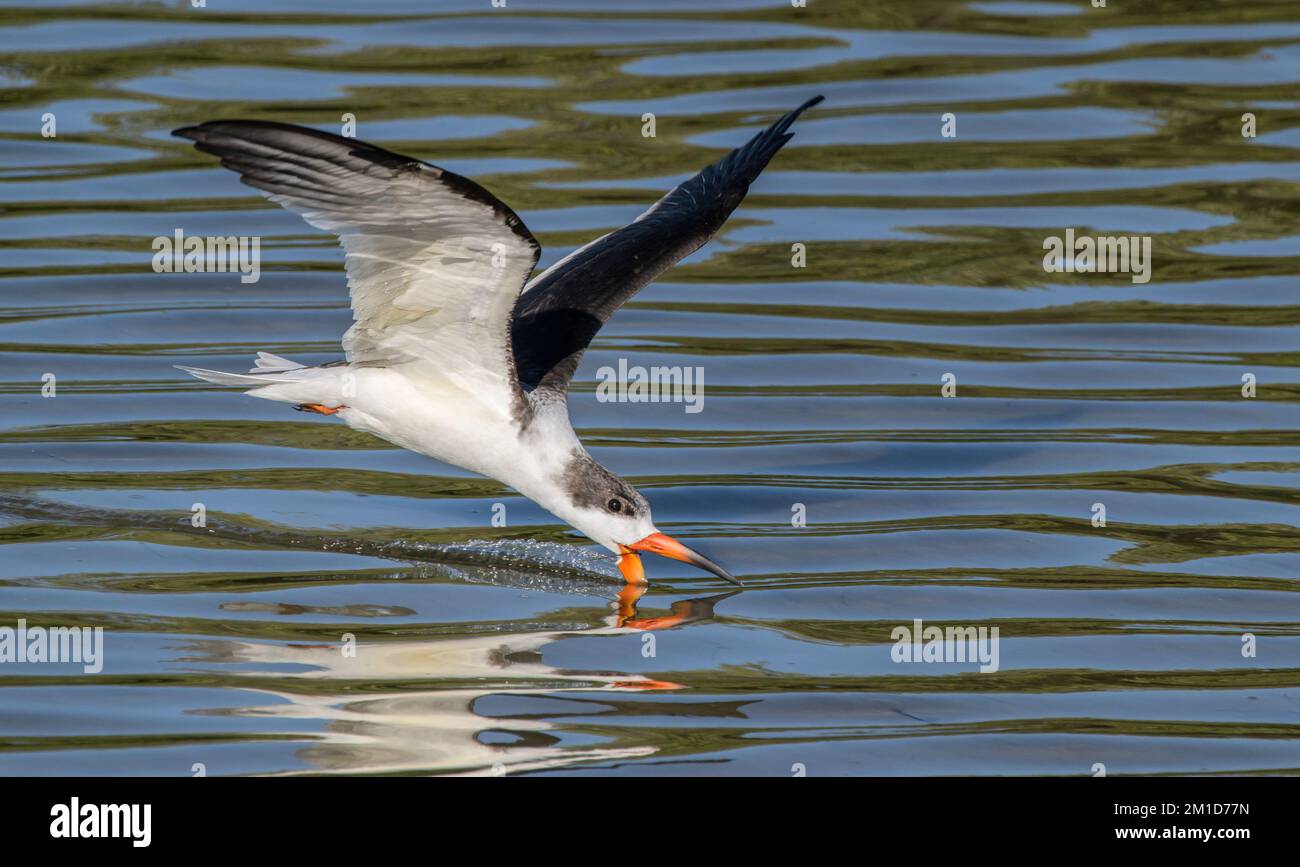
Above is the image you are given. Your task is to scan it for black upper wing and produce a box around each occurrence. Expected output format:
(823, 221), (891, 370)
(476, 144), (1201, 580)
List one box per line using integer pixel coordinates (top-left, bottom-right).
(511, 95), (823, 399)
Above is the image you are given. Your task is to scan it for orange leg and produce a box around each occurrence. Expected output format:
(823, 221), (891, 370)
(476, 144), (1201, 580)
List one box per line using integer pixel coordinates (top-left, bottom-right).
(294, 403), (345, 415)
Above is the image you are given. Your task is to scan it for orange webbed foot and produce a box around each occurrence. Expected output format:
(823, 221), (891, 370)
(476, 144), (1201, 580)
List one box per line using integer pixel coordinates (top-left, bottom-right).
(294, 403), (345, 415)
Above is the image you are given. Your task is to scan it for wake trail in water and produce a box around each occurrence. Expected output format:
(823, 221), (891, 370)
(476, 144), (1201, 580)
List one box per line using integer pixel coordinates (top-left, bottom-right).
(0, 493), (623, 591)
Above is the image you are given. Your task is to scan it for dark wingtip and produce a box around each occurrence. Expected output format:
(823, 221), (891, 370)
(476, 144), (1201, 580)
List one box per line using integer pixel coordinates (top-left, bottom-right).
(799, 94), (826, 113)
(171, 120), (299, 143)
(774, 94), (825, 135)
(721, 95), (824, 186)
(173, 121), (245, 142)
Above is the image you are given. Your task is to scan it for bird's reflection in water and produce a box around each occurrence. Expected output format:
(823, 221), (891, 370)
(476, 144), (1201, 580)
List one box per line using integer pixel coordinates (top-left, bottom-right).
(616, 584), (738, 631)
(197, 585), (737, 776)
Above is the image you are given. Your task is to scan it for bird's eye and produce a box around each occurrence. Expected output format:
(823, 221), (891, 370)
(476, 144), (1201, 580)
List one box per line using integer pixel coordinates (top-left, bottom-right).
(607, 498), (622, 513)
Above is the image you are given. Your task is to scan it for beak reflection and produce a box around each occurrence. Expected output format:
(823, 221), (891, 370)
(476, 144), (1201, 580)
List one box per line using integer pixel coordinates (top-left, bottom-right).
(616, 585), (740, 630)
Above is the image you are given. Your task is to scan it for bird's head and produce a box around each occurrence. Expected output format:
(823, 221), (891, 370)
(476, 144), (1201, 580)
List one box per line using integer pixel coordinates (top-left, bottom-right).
(555, 452), (740, 586)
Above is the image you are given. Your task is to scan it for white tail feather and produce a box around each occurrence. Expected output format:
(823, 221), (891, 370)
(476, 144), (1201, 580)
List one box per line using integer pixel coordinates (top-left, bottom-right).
(175, 365), (308, 386)
(250, 351), (306, 373)
(177, 353), (345, 406)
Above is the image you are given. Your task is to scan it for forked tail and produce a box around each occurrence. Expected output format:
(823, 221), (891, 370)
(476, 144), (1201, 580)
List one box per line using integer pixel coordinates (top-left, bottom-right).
(176, 352), (342, 407)
(176, 352), (307, 385)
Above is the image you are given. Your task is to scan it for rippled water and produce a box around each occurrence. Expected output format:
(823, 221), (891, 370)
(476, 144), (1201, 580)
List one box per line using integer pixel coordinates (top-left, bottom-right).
(2, 0), (1299, 776)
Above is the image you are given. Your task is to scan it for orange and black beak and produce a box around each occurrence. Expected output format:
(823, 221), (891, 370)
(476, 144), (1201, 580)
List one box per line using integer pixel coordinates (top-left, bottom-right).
(617, 532), (742, 586)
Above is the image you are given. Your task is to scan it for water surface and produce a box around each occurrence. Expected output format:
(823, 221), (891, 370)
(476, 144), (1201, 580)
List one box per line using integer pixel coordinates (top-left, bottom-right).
(2, 0), (1299, 776)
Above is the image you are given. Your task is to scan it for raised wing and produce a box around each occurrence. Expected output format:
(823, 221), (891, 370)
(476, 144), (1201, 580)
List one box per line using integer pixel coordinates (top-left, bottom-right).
(172, 121), (540, 401)
(511, 95), (823, 400)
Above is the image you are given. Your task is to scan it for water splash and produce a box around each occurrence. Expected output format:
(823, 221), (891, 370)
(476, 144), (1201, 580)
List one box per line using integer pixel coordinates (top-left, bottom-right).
(0, 493), (621, 590)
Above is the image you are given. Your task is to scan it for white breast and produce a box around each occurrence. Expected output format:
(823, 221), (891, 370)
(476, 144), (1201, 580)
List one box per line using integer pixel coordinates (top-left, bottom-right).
(336, 365), (575, 500)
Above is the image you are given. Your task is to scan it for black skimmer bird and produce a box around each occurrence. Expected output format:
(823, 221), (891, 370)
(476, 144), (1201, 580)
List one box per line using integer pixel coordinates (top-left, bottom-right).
(172, 95), (823, 586)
